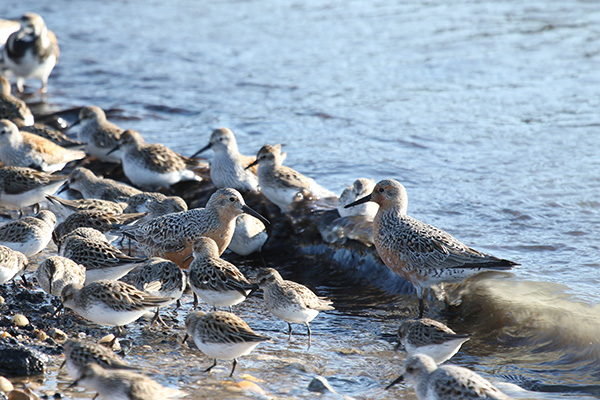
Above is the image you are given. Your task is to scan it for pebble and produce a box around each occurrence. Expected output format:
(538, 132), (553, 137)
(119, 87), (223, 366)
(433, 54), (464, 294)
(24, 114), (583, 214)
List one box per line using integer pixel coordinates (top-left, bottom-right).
(12, 315), (28, 328)
(0, 376), (13, 393)
(33, 330), (48, 342)
(0, 296), (4, 304)
(47, 329), (67, 341)
(98, 335), (120, 351)
(308, 376), (337, 393)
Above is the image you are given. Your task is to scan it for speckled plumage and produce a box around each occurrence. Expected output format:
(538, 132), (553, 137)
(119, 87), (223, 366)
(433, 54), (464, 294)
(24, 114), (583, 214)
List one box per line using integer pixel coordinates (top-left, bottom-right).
(0, 210), (56, 256)
(61, 167), (141, 202)
(36, 255), (85, 296)
(59, 231), (147, 284)
(75, 106), (123, 163)
(397, 318), (470, 364)
(0, 119), (85, 173)
(386, 354), (512, 399)
(248, 144), (335, 212)
(0, 166), (66, 212)
(63, 339), (135, 380)
(46, 194), (127, 220)
(192, 128), (260, 193)
(61, 280), (173, 328)
(345, 179), (518, 316)
(0, 245), (28, 284)
(123, 257), (185, 308)
(123, 192), (187, 218)
(255, 267), (334, 346)
(71, 363), (185, 400)
(184, 310), (269, 377)
(2, 13), (60, 93)
(189, 237), (253, 309)
(120, 188), (268, 268)
(53, 210), (146, 244)
(20, 122), (83, 148)
(113, 129), (202, 188)
(0, 75), (34, 126)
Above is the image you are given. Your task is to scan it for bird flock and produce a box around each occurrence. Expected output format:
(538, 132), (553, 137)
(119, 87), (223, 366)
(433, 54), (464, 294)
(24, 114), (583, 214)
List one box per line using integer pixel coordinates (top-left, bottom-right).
(0, 12), (522, 400)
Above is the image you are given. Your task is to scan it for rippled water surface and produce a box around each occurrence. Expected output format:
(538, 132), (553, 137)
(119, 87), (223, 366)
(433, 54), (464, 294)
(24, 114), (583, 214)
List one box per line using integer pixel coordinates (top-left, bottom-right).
(2, 0), (600, 399)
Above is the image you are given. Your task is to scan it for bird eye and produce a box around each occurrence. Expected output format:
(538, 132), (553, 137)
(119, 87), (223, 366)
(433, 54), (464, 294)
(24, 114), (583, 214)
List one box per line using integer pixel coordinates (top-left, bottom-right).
(406, 367), (414, 373)
(229, 197), (235, 202)
(378, 188), (384, 193)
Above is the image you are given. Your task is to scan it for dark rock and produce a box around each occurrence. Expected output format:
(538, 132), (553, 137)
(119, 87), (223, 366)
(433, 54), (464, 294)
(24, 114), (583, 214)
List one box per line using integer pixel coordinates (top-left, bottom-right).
(0, 341), (47, 377)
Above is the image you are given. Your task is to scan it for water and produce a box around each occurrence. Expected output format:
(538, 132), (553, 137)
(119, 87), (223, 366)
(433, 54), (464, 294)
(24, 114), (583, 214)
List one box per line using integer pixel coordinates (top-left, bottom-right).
(2, 0), (600, 398)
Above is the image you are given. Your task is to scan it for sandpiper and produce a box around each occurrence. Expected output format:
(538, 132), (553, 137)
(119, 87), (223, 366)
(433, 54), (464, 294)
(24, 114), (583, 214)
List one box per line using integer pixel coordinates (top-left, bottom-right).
(120, 188), (268, 268)
(246, 144), (335, 212)
(60, 280), (173, 335)
(54, 227), (108, 250)
(46, 194), (127, 220)
(69, 363), (185, 400)
(396, 318), (470, 364)
(59, 229), (147, 284)
(63, 338), (135, 380)
(108, 129), (202, 189)
(228, 214), (268, 260)
(59, 167), (141, 203)
(123, 191), (187, 218)
(53, 210), (146, 244)
(21, 122), (83, 148)
(71, 106), (123, 163)
(191, 127), (260, 193)
(122, 257), (185, 327)
(0, 119), (85, 173)
(2, 13), (60, 93)
(0, 75), (34, 126)
(253, 267), (334, 347)
(36, 255), (86, 296)
(385, 354), (512, 399)
(0, 245), (28, 285)
(183, 310), (269, 377)
(0, 166), (66, 215)
(345, 179), (518, 317)
(188, 236), (253, 310)
(0, 210), (56, 256)
(337, 178), (378, 219)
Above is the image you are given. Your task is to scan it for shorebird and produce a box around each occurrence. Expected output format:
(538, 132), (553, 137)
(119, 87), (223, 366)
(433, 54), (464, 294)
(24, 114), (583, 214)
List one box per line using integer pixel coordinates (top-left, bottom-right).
(345, 179), (518, 317)
(385, 354), (512, 399)
(396, 318), (470, 364)
(119, 188), (268, 268)
(53, 210), (146, 244)
(108, 129), (202, 189)
(2, 13), (60, 93)
(69, 363), (185, 400)
(191, 127), (260, 193)
(253, 267), (334, 348)
(0, 245), (28, 285)
(188, 236), (254, 310)
(227, 214), (268, 261)
(59, 167), (141, 202)
(59, 228), (147, 284)
(0, 166), (66, 215)
(36, 255), (86, 297)
(0, 75), (34, 126)
(183, 310), (269, 377)
(21, 122), (83, 148)
(60, 280), (173, 338)
(246, 144), (334, 212)
(0, 119), (85, 173)
(46, 194), (127, 220)
(62, 338), (135, 380)
(123, 192), (187, 218)
(0, 210), (56, 256)
(70, 106), (123, 163)
(337, 178), (378, 219)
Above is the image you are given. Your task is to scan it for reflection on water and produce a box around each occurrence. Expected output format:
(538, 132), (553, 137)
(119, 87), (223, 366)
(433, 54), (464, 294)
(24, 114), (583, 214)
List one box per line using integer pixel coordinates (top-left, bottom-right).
(2, 0), (600, 398)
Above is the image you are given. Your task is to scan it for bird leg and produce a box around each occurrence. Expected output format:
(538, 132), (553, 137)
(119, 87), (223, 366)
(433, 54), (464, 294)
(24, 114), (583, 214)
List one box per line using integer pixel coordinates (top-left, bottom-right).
(204, 359), (218, 373)
(287, 322), (293, 341)
(305, 322), (312, 350)
(229, 359), (238, 377)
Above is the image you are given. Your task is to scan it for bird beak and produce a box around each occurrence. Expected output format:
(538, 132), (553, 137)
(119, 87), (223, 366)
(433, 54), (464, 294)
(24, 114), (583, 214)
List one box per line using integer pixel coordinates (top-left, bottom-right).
(181, 333), (189, 344)
(244, 159), (259, 170)
(246, 283), (259, 298)
(183, 252), (194, 263)
(106, 144), (120, 155)
(190, 143), (211, 159)
(68, 378), (80, 389)
(241, 205), (269, 225)
(385, 374), (404, 390)
(56, 182), (70, 195)
(344, 193), (372, 208)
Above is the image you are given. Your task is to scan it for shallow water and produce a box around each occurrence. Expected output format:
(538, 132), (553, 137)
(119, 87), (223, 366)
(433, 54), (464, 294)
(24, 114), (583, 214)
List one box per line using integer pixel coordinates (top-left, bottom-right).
(2, 0), (600, 399)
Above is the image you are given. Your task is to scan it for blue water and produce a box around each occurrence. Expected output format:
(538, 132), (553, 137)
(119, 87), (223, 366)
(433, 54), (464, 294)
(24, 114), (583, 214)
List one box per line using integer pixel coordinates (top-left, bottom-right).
(3, 0), (600, 399)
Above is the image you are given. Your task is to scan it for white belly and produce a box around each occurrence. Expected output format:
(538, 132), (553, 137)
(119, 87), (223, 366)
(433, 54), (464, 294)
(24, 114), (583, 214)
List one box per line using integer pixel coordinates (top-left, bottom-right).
(75, 302), (148, 326)
(192, 287), (247, 308)
(193, 338), (261, 360)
